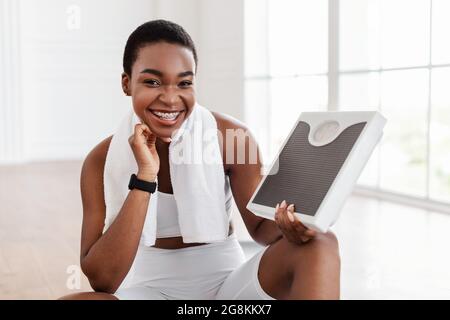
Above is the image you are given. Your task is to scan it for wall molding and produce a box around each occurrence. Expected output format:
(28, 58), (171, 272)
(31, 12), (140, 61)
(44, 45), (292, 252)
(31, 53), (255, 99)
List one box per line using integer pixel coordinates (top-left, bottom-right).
(0, 0), (23, 164)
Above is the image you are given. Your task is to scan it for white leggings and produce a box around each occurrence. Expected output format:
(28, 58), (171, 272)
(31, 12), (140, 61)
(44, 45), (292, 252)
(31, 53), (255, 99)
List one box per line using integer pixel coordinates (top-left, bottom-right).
(114, 233), (275, 300)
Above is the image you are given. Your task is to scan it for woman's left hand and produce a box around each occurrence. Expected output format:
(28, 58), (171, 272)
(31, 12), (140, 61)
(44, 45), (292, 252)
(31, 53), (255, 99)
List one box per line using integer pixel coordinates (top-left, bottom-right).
(274, 200), (317, 245)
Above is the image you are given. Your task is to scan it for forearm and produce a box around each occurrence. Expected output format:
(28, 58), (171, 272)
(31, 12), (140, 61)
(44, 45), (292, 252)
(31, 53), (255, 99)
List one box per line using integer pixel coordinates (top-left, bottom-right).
(81, 189), (151, 293)
(252, 218), (283, 247)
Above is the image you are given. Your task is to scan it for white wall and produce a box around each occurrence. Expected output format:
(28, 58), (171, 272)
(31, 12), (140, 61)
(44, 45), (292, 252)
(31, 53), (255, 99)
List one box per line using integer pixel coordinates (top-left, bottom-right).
(0, 0), (244, 164)
(0, 0), (23, 163)
(196, 0), (244, 120)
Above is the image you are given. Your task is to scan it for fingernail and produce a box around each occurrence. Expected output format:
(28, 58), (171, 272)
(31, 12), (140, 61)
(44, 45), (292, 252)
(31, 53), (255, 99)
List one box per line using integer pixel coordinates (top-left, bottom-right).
(280, 200), (287, 209)
(275, 203), (279, 211)
(287, 204), (294, 212)
(287, 211), (295, 222)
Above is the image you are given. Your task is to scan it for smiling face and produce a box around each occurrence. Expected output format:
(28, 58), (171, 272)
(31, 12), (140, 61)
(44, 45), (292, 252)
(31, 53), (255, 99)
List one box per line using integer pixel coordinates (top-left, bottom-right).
(122, 41), (196, 139)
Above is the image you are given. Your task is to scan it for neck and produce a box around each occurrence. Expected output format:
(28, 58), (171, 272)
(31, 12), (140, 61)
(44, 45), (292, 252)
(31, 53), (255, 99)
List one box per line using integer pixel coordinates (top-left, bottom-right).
(156, 137), (170, 153)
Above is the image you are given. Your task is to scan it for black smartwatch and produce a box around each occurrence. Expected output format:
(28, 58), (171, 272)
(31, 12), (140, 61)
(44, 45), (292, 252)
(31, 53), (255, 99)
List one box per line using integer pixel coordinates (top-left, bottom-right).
(128, 174), (157, 194)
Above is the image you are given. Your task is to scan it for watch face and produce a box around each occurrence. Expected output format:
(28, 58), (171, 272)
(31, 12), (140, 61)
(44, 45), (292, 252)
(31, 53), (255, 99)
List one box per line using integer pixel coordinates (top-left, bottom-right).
(128, 174), (135, 190)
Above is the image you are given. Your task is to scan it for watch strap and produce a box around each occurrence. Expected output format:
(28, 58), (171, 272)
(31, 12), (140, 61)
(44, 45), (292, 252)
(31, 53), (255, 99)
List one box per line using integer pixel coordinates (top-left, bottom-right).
(128, 173), (157, 193)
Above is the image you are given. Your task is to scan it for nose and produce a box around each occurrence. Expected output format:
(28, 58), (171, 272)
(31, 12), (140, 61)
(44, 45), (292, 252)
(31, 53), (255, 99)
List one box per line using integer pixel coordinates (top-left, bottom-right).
(158, 85), (180, 106)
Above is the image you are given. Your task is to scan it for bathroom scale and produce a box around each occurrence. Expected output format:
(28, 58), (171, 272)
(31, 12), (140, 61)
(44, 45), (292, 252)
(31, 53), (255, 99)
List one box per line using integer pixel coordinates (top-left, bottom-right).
(246, 111), (387, 233)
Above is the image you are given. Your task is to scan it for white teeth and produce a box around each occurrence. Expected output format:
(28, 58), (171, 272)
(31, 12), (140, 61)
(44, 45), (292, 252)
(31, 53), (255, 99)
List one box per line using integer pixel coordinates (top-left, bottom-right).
(152, 110), (181, 120)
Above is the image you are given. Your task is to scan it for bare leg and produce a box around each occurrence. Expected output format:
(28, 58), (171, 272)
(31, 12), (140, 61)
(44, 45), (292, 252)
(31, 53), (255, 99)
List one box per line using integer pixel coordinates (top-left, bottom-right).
(58, 292), (118, 300)
(258, 232), (341, 300)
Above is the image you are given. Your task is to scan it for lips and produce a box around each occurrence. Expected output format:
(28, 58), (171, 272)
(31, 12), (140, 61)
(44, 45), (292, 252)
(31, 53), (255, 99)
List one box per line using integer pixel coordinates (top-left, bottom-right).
(146, 108), (184, 126)
(149, 109), (183, 119)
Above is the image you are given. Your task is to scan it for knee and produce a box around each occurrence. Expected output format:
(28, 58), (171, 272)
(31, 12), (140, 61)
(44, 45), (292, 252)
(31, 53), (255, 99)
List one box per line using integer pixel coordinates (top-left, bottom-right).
(286, 231), (340, 265)
(319, 231), (339, 251)
(308, 231), (340, 264)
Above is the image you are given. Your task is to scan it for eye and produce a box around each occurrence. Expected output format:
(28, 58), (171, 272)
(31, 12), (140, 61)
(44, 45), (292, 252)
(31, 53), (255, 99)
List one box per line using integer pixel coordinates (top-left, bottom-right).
(143, 79), (161, 87)
(179, 80), (193, 88)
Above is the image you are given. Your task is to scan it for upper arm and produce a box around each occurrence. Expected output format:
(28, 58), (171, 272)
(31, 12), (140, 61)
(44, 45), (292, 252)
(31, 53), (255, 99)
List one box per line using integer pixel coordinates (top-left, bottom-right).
(79, 135), (113, 262)
(213, 112), (266, 240)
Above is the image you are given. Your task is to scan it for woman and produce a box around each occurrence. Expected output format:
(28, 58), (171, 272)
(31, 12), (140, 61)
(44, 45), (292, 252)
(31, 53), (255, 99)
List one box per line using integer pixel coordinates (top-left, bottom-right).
(60, 20), (340, 300)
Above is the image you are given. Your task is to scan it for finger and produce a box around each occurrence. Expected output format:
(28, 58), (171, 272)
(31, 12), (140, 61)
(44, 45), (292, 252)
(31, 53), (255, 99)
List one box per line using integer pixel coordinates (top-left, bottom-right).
(134, 123), (146, 136)
(274, 203), (280, 221)
(304, 229), (317, 238)
(279, 201), (296, 234)
(274, 203), (284, 228)
(291, 219), (310, 243)
(140, 123), (154, 136)
(276, 202), (305, 245)
(283, 203), (297, 229)
(274, 201), (286, 225)
(286, 205), (308, 232)
(139, 124), (153, 139)
(135, 124), (150, 143)
(136, 124), (156, 146)
(291, 216), (308, 234)
(136, 122), (154, 136)
(274, 210), (295, 242)
(138, 122), (170, 145)
(286, 204), (297, 224)
(274, 203), (290, 234)
(285, 204), (313, 243)
(140, 121), (157, 139)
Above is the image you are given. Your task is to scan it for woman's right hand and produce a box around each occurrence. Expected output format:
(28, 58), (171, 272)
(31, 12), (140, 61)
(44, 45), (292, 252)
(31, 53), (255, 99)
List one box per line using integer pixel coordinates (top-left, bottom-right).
(128, 123), (159, 181)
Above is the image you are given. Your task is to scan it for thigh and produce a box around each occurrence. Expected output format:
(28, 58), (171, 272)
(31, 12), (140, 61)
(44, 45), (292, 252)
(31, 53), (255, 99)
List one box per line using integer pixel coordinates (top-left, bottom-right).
(114, 286), (167, 300)
(215, 246), (276, 300)
(257, 237), (298, 299)
(259, 233), (340, 300)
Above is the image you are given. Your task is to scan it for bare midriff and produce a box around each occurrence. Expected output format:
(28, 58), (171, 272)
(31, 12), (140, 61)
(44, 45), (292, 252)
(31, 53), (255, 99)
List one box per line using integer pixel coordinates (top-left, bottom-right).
(151, 222), (234, 249)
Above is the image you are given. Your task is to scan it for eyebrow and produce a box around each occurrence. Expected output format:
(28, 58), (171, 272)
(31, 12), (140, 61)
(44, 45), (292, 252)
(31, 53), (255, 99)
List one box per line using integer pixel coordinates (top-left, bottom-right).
(140, 68), (194, 77)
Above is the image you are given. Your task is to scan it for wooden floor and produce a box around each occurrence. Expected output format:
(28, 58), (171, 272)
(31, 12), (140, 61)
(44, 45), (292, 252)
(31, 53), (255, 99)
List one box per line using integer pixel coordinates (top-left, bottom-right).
(0, 161), (84, 299)
(1, 160), (450, 299)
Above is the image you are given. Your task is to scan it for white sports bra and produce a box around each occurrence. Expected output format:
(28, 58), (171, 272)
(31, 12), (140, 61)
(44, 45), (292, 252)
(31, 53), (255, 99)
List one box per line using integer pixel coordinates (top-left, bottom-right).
(156, 191), (182, 238)
(156, 191), (181, 238)
(156, 180), (233, 238)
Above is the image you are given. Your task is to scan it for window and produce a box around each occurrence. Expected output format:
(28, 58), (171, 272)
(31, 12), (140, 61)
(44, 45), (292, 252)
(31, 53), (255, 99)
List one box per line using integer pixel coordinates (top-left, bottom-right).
(245, 0), (450, 205)
(245, 0), (328, 169)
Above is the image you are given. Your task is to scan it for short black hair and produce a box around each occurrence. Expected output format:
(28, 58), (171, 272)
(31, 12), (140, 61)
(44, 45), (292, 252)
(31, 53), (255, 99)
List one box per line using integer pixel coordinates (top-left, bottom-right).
(123, 19), (198, 76)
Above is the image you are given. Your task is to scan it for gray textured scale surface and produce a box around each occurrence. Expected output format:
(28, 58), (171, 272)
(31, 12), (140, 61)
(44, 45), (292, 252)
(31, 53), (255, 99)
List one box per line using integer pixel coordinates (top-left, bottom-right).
(253, 121), (367, 216)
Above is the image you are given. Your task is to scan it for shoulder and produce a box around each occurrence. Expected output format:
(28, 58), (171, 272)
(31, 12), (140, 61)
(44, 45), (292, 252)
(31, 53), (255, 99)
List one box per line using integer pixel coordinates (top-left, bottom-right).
(211, 111), (260, 174)
(80, 135), (113, 197)
(211, 111), (251, 136)
(82, 135), (113, 174)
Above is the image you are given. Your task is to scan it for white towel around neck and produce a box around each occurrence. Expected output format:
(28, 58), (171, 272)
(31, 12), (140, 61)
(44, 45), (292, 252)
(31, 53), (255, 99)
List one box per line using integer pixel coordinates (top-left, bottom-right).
(103, 103), (233, 246)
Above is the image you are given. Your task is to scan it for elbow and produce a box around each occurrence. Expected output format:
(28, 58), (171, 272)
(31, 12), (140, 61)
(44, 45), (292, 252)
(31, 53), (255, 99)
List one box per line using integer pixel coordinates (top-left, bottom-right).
(250, 227), (268, 247)
(251, 218), (283, 246)
(81, 258), (120, 294)
(251, 232), (278, 247)
(249, 224), (265, 246)
(86, 271), (120, 294)
(89, 280), (118, 295)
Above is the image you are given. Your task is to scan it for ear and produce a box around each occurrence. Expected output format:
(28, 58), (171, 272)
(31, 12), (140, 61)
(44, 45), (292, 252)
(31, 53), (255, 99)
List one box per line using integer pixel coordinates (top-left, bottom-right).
(122, 72), (130, 96)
